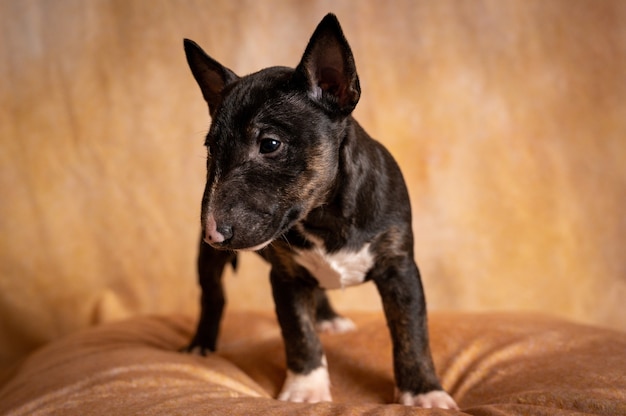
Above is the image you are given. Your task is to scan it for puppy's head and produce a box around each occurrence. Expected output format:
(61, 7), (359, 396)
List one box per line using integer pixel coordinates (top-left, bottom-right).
(184, 14), (360, 250)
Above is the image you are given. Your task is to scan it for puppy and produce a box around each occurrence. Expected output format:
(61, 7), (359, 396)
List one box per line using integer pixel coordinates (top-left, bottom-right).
(183, 13), (457, 409)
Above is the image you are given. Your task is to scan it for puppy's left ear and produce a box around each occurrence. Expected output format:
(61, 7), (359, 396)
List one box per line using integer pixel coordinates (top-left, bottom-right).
(296, 14), (361, 115)
(184, 39), (239, 116)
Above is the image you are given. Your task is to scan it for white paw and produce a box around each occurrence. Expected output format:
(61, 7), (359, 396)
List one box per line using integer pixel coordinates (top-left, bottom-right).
(397, 390), (458, 409)
(278, 366), (332, 403)
(316, 316), (356, 334)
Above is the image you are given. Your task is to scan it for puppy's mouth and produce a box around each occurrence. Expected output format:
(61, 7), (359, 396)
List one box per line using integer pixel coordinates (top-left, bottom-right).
(204, 206), (303, 252)
(235, 239), (274, 252)
(203, 233), (274, 252)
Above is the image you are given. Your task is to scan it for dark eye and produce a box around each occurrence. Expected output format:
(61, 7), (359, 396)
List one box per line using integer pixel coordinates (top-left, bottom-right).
(259, 137), (282, 154)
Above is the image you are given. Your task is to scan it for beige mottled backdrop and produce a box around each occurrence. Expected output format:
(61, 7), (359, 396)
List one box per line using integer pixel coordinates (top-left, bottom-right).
(1, 0), (625, 374)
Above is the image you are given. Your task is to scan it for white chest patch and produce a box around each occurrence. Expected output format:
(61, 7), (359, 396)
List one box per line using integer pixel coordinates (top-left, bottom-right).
(294, 242), (374, 290)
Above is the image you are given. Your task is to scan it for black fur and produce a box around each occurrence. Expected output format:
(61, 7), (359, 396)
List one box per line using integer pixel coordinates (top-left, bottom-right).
(183, 13), (450, 404)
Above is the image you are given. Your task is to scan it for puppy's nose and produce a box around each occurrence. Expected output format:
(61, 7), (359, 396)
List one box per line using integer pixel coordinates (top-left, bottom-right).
(205, 213), (232, 244)
(216, 224), (233, 241)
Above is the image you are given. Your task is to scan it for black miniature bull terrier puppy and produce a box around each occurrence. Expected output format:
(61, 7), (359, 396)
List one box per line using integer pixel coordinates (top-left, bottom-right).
(183, 14), (458, 409)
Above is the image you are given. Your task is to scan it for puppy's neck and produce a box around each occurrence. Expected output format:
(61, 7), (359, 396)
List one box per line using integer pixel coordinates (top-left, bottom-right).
(299, 119), (386, 251)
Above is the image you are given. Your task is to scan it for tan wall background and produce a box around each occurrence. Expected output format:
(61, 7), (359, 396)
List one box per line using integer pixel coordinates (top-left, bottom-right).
(1, 0), (625, 373)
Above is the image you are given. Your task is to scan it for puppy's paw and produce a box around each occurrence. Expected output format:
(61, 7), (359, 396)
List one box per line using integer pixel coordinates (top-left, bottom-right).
(397, 390), (458, 409)
(180, 342), (213, 356)
(278, 367), (332, 403)
(183, 345), (209, 356)
(315, 316), (356, 334)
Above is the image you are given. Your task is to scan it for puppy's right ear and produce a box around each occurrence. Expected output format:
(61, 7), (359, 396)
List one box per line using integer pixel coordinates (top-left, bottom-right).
(296, 14), (360, 116)
(184, 39), (239, 115)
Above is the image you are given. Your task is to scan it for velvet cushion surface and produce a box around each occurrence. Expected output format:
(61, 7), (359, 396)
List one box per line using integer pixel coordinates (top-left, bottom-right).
(0, 311), (624, 415)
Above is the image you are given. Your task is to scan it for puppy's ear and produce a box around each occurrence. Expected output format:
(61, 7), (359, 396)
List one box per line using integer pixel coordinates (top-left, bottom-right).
(296, 14), (361, 115)
(184, 39), (239, 115)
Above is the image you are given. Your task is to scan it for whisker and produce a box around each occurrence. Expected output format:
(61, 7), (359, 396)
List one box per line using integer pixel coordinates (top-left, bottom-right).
(280, 233), (293, 250)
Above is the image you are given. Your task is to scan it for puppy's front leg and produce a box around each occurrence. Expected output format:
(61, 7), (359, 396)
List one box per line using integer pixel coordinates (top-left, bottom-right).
(185, 238), (236, 354)
(373, 257), (458, 409)
(270, 269), (331, 403)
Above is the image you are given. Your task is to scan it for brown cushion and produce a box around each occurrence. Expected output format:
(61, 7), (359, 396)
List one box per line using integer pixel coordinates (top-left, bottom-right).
(0, 311), (624, 415)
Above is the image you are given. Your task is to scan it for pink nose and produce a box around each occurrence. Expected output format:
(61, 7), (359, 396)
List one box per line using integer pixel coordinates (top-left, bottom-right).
(204, 213), (225, 244)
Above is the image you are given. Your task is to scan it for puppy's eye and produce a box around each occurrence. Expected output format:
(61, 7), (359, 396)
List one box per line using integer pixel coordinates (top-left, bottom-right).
(259, 137), (282, 154)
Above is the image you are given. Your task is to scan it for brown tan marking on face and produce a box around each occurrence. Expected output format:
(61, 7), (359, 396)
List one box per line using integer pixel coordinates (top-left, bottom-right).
(294, 141), (339, 212)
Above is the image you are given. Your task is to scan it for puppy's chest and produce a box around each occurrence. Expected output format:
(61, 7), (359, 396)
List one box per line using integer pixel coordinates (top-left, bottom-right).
(294, 243), (374, 290)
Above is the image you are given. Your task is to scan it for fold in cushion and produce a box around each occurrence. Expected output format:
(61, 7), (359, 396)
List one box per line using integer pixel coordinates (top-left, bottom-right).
(0, 312), (624, 415)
